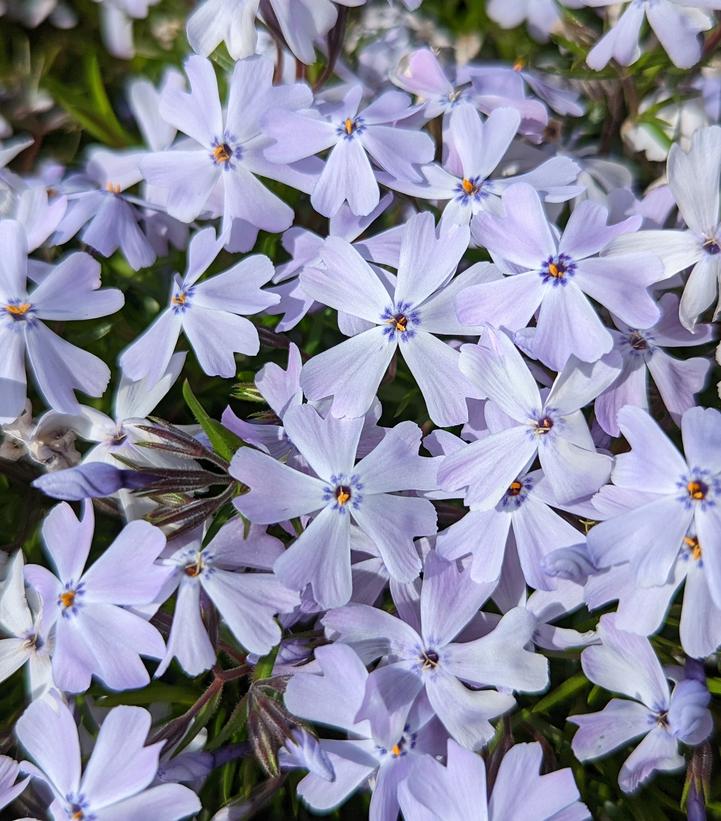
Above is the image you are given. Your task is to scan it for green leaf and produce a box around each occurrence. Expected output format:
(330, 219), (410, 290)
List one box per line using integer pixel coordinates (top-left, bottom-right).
(531, 673), (589, 715)
(175, 687), (224, 755)
(92, 681), (199, 708)
(182, 379), (243, 461)
(207, 695), (249, 751)
(253, 644), (280, 683)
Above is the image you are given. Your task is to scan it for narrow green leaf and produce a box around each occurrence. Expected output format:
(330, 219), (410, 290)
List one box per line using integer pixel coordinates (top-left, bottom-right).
(531, 673), (589, 715)
(253, 644), (280, 683)
(182, 379), (243, 461)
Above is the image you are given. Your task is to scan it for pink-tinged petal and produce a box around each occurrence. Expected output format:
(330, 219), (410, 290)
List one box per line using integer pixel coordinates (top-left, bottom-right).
(283, 404), (363, 480)
(648, 350), (711, 426)
(444, 607), (548, 691)
(586, 3), (644, 69)
(0, 220), (28, 298)
(538, 436), (611, 506)
(395, 212), (469, 308)
(575, 255), (662, 328)
(323, 603), (420, 663)
(668, 126), (721, 236)
(119, 309), (183, 385)
(595, 357), (648, 437)
(15, 692), (81, 798)
(559, 200), (641, 259)
(80, 706), (159, 809)
(438, 427), (537, 511)
(607, 229), (700, 280)
(471, 183), (556, 269)
(223, 164), (294, 235)
(451, 105), (519, 180)
(202, 570), (298, 655)
(680, 254), (721, 331)
(534, 282), (613, 370)
(569, 699), (654, 760)
(140, 150), (219, 223)
(192, 254), (276, 314)
(582, 614), (669, 707)
(301, 326), (395, 419)
(456, 270), (544, 331)
(42, 500), (93, 582)
(360, 124), (434, 182)
(355, 420), (438, 494)
(160, 54), (221, 148)
(401, 331), (476, 427)
(156, 579), (215, 677)
(284, 643), (369, 733)
(459, 329), (541, 421)
(274, 506), (352, 608)
(263, 109), (336, 164)
(420, 551), (494, 648)
(618, 725), (683, 794)
(25, 323), (111, 413)
(312, 138), (379, 218)
(82, 521), (167, 606)
(231, 447), (327, 523)
(307, 237), (389, 321)
(425, 668), (513, 750)
(613, 406), (688, 492)
(182, 305), (259, 377)
(437, 508), (511, 585)
(91, 783), (201, 821)
(354, 494), (433, 584)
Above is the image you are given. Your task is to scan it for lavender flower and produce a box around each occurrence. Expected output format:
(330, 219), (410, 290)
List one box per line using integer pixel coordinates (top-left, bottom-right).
(0, 756), (29, 814)
(439, 327), (619, 508)
(594, 293), (715, 436)
(465, 183), (662, 371)
(487, 0), (583, 42)
(155, 519), (300, 677)
(569, 615), (712, 793)
(298, 212), (485, 426)
(119, 227), (278, 383)
(587, 404), (721, 602)
(0, 219), (124, 423)
(609, 125), (721, 330)
(323, 551), (548, 750)
(0, 551), (53, 699)
(24, 501), (169, 692)
(399, 739), (589, 820)
(92, 0), (159, 60)
(231, 404), (438, 607)
(15, 691), (201, 819)
(284, 643), (444, 818)
(263, 84), (434, 216)
(141, 55), (317, 251)
(31, 461), (154, 500)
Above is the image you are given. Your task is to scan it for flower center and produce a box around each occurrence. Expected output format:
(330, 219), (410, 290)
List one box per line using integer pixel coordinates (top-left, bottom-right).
(184, 556), (204, 577)
(703, 238), (721, 255)
(534, 416), (554, 435)
(540, 254), (576, 286)
(628, 331), (648, 351)
(344, 117), (355, 135)
(392, 313), (408, 333)
(420, 649), (439, 670)
(60, 590), (75, 609)
(687, 480), (708, 501)
(462, 177), (478, 195)
(172, 291), (187, 307)
(104, 182), (121, 194)
(507, 480), (523, 496)
(684, 536), (702, 561)
(4, 301), (32, 320)
(335, 485), (352, 506)
(213, 143), (233, 164)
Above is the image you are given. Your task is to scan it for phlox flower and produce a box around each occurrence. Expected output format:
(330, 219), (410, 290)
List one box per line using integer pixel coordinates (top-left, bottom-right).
(438, 327), (618, 508)
(298, 212), (486, 426)
(609, 125), (721, 330)
(381, 105), (581, 228)
(278, 727), (335, 782)
(0, 756), (29, 814)
(323, 551), (548, 751)
(119, 227), (279, 383)
(15, 691), (201, 819)
(569, 615), (712, 793)
(0, 551), (53, 699)
(263, 84), (434, 217)
(487, 0), (584, 42)
(0, 220), (124, 423)
(141, 55), (317, 251)
(587, 405), (721, 601)
(0, 170), (67, 252)
(155, 519), (300, 677)
(583, 0), (720, 71)
(465, 183), (662, 371)
(594, 293), (715, 436)
(24, 501), (169, 693)
(231, 404), (438, 608)
(0, 136), (33, 168)
(284, 643), (445, 819)
(53, 147), (156, 271)
(399, 739), (589, 820)
(92, 0), (159, 60)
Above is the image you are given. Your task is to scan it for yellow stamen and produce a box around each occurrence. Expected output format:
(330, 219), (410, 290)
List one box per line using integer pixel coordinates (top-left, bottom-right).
(394, 315), (408, 333)
(5, 302), (31, 316)
(60, 591), (76, 609)
(548, 262), (561, 278)
(71, 812), (84, 821)
(687, 481), (707, 501)
(335, 486), (351, 506)
(172, 292), (187, 307)
(391, 743), (401, 757)
(213, 143), (232, 163)
(513, 58), (525, 72)
(344, 117), (355, 135)
(105, 182), (121, 194)
(184, 556), (203, 577)
(507, 480), (523, 496)
(684, 536), (702, 561)
(461, 178), (476, 195)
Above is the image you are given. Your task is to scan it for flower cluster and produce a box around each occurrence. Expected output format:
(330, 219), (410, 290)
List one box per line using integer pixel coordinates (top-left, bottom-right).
(0, 1), (720, 819)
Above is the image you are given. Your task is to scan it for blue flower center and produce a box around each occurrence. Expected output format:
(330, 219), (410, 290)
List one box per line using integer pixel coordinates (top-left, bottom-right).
(211, 133), (241, 169)
(540, 254), (576, 286)
(3, 300), (34, 322)
(381, 302), (420, 342)
(337, 115), (365, 139)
